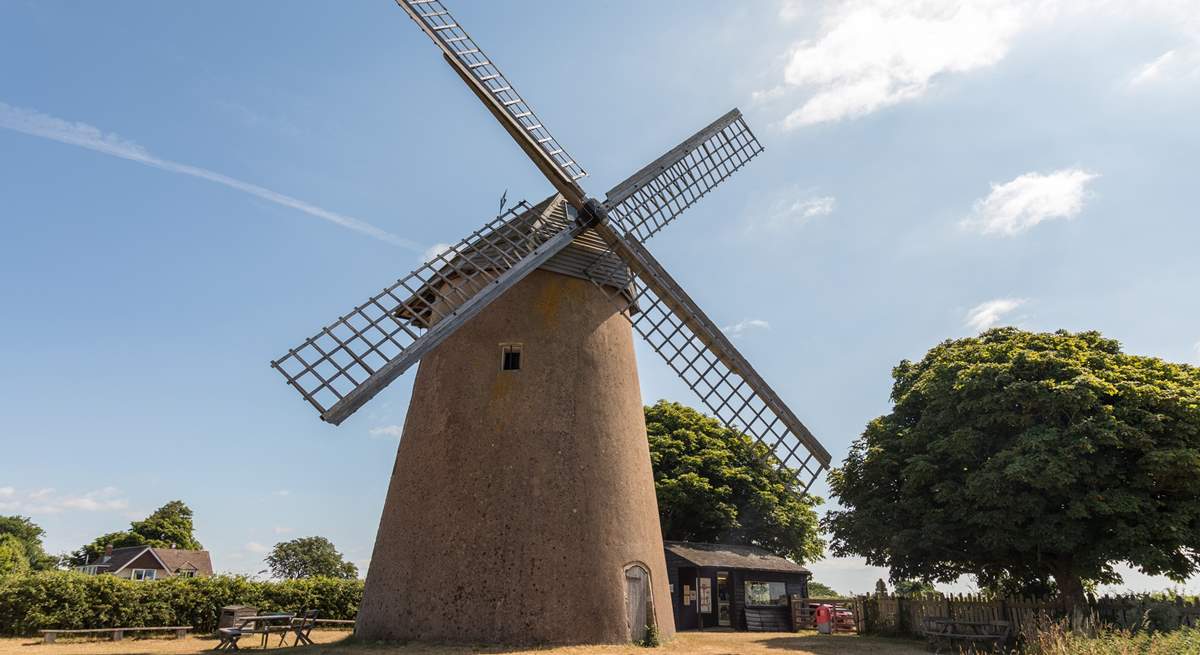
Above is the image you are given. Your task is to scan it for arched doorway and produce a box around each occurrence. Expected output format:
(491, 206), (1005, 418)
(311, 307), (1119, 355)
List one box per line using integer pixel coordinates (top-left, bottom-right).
(624, 563), (654, 643)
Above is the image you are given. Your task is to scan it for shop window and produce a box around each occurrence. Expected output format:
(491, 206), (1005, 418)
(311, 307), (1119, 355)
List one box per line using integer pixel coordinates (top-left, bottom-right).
(744, 580), (788, 606)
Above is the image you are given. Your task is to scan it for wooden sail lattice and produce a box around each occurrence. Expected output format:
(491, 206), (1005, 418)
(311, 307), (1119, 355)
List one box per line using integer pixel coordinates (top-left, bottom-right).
(585, 225), (831, 491)
(271, 200), (580, 423)
(604, 109), (763, 242)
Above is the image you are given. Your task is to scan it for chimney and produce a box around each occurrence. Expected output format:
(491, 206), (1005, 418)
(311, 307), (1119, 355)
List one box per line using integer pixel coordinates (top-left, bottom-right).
(105, 544), (113, 557)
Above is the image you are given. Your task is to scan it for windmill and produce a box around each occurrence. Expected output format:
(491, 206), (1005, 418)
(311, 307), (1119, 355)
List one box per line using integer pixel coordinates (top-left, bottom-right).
(270, 0), (832, 645)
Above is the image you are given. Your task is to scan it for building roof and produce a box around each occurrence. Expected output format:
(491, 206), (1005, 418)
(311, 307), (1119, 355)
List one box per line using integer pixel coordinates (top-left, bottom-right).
(153, 548), (214, 577)
(92, 546), (152, 572)
(91, 546), (213, 576)
(664, 541), (810, 574)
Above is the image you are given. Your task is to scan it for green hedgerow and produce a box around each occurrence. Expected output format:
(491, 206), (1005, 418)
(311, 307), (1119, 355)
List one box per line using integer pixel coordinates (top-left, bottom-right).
(0, 571), (362, 636)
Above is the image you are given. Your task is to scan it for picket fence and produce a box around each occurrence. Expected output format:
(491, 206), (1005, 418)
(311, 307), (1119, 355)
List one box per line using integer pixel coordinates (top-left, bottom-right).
(850, 592), (1200, 638)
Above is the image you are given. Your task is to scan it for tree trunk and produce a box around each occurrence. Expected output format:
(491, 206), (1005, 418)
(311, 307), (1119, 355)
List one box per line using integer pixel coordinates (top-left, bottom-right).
(1052, 563), (1086, 608)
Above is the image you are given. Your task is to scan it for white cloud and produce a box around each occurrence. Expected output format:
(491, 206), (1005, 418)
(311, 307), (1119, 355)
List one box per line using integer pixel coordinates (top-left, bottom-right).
(722, 319), (772, 338)
(1193, 341), (1200, 361)
(369, 425), (404, 440)
(965, 298), (1025, 331)
(245, 542), (269, 554)
(774, 195), (837, 227)
(772, 1), (1029, 128)
(748, 188), (837, 232)
(0, 486), (129, 514)
(1130, 47), (1200, 86)
(779, 1), (808, 22)
(422, 242), (453, 263)
(272, 526), (293, 535)
(0, 101), (421, 251)
(962, 168), (1098, 236)
(272, 489), (290, 497)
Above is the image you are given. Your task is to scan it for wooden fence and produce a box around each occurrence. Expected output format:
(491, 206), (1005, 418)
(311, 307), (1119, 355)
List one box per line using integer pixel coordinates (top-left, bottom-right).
(850, 593), (1200, 638)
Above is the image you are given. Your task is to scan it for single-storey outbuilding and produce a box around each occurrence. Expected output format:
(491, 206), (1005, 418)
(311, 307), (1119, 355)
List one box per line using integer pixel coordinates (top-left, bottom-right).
(665, 540), (810, 631)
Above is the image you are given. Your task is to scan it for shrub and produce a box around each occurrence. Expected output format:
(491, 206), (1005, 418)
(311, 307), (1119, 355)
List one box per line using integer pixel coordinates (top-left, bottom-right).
(640, 624), (661, 647)
(0, 571), (362, 636)
(1027, 622), (1200, 655)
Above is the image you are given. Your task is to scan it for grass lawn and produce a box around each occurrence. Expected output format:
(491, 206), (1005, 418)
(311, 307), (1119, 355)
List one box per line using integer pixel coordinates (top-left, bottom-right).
(0, 629), (925, 655)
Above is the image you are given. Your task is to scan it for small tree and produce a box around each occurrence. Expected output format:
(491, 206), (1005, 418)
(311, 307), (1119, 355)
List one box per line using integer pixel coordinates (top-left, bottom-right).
(265, 537), (358, 579)
(893, 580), (935, 597)
(647, 400), (823, 563)
(825, 328), (1200, 605)
(874, 578), (888, 597)
(807, 581), (840, 598)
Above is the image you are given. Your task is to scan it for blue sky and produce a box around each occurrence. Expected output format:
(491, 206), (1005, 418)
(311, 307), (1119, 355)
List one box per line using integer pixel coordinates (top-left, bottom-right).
(2, 1), (1197, 596)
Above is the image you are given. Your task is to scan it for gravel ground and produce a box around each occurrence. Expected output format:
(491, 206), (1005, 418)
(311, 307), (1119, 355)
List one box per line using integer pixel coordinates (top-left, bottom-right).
(0, 629), (926, 655)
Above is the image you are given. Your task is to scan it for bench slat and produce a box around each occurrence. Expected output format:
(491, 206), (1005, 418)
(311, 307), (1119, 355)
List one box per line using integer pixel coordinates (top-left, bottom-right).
(41, 626), (192, 644)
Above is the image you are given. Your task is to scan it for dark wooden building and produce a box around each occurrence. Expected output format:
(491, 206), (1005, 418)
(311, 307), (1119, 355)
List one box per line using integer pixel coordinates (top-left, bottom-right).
(665, 541), (810, 631)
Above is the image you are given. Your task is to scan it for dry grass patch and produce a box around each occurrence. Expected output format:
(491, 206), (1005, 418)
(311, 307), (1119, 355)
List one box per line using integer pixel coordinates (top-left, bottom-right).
(0, 630), (924, 655)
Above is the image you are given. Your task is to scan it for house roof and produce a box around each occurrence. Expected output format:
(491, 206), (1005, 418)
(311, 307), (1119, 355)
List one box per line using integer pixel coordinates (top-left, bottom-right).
(664, 541), (810, 574)
(91, 546), (213, 576)
(153, 548), (214, 577)
(93, 546), (156, 572)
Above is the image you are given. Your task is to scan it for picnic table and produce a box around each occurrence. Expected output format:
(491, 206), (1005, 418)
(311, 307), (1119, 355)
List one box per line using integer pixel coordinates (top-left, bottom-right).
(214, 610), (320, 650)
(215, 614), (292, 651)
(921, 617), (1010, 653)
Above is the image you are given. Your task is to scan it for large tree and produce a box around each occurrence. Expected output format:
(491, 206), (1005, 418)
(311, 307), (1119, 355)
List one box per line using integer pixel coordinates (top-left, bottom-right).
(825, 328), (1200, 603)
(265, 536), (358, 579)
(646, 400), (823, 563)
(0, 515), (56, 571)
(69, 500), (202, 566)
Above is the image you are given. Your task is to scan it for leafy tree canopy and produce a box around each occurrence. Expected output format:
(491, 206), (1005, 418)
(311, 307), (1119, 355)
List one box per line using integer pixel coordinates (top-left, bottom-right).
(646, 400), (823, 564)
(265, 537), (358, 579)
(69, 500), (202, 566)
(0, 534), (30, 576)
(0, 516), (56, 571)
(807, 581), (840, 598)
(825, 328), (1200, 603)
(893, 579), (936, 597)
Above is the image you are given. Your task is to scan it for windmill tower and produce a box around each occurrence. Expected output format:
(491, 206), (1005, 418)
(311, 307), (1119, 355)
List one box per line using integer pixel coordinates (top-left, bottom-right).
(271, 0), (832, 645)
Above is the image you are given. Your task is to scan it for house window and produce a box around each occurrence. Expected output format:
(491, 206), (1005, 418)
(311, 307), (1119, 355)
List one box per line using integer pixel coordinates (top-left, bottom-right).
(744, 581), (788, 606)
(177, 570), (196, 578)
(77, 565), (99, 575)
(132, 569), (157, 581)
(500, 343), (522, 371)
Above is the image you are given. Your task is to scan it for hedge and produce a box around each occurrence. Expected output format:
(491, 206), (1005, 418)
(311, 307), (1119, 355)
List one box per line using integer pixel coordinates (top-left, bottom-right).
(0, 572), (362, 636)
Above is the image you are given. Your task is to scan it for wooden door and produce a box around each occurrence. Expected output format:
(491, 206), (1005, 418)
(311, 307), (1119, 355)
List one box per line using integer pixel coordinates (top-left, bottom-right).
(625, 564), (650, 642)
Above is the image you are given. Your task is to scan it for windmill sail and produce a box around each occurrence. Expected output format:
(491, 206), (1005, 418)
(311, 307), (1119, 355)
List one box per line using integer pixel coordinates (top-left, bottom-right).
(397, 0), (587, 208)
(604, 109), (763, 241)
(589, 223), (831, 490)
(271, 199), (583, 425)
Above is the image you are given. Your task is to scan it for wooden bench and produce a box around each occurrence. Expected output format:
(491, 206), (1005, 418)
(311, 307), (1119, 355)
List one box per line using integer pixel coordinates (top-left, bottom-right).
(921, 617), (1010, 653)
(40, 626), (191, 644)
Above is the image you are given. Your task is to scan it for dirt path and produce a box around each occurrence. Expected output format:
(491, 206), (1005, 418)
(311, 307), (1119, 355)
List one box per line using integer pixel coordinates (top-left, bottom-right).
(0, 630), (924, 655)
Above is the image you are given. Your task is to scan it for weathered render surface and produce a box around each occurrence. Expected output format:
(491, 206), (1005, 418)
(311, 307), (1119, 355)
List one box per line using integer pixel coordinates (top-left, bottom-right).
(357, 268), (675, 645)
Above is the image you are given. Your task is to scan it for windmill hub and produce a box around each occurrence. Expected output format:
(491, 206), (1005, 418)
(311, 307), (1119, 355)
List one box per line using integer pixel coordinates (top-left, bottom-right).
(269, 0), (832, 646)
(577, 197), (609, 228)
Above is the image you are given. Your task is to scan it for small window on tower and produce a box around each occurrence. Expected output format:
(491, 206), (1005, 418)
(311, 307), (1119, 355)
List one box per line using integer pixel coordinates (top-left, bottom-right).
(501, 344), (522, 371)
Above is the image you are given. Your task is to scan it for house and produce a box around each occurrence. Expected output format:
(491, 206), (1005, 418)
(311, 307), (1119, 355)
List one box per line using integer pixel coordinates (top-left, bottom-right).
(664, 540), (810, 631)
(77, 544), (214, 580)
